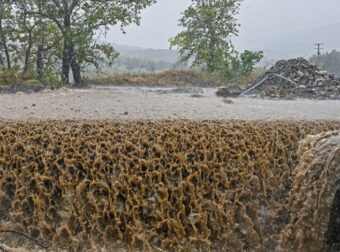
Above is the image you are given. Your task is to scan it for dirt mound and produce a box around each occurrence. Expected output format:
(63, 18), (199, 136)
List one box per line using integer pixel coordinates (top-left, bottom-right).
(240, 58), (340, 99)
(278, 131), (340, 252)
(1, 121), (340, 251)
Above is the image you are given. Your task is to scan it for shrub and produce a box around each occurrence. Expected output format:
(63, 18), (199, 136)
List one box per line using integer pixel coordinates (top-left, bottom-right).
(0, 67), (21, 86)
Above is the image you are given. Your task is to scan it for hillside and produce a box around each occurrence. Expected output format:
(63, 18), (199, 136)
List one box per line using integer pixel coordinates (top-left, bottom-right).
(113, 43), (179, 62)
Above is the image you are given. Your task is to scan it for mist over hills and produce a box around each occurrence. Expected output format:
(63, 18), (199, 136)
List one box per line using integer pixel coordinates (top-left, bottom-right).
(108, 22), (340, 72)
(235, 22), (340, 63)
(88, 44), (182, 74)
(113, 43), (179, 62)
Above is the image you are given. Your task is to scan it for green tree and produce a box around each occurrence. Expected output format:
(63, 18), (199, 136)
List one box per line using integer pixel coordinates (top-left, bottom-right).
(220, 50), (263, 81)
(0, 1), (16, 70)
(170, 0), (263, 82)
(26, 0), (156, 87)
(310, 50), (340, 77)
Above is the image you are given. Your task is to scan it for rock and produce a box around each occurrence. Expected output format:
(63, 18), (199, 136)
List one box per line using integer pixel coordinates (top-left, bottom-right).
(216, 85), (242, 98)
(216, 87), (228, 97)
(297, 71), (304, 77)
(222, 98), (234, 104)
(191, 94), (204, 98)
(244, 58), (340, 99)
(159, 87), (203, 94)
(317, 70), (328, 75)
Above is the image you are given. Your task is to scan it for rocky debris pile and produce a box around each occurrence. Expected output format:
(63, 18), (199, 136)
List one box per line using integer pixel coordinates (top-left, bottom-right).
(243, 58), (340, 99)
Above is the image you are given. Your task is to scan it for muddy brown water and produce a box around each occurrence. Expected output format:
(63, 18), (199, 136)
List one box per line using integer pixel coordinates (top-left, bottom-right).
(1, 86), (340, 121)
(1, 87), (340, 251)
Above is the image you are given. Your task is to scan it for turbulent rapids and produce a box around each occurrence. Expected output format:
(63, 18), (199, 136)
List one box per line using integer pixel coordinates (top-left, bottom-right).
(0, 120), (339, 251)
(278, 131), (340, 252)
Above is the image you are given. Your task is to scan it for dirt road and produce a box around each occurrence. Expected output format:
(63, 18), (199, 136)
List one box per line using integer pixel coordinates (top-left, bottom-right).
(1, 86), (340, 121)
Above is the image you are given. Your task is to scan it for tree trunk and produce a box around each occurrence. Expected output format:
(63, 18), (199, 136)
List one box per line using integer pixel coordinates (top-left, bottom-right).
(0, 18), (11, 70)
(69, 45), (83, 87)
(61, 14), (72, 84)
(70, 58), (83, 87)
(61, 11), (84, 87)
(36, 45), (44, 80)
(0, 57), (4, 70)
(23, 28), (33, 74)
(62, 43), (71, 84)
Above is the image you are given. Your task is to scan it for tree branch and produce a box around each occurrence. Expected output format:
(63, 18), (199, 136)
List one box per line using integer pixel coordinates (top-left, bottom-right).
(0, 229), (51, 249)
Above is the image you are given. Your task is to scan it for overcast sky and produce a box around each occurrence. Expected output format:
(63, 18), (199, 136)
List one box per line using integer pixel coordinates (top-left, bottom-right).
(105, 0), (340, 58)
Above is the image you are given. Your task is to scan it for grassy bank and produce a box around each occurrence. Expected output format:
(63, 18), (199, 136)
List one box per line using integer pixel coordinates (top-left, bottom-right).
(85, 69), (264, 88)
(85, 70), (222, 87)
(0, 68), (263, 92)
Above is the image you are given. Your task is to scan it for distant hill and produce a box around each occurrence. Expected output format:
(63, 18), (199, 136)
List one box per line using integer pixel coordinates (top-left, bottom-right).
(108, 22), (340, 73)
(113, 44), (179, 62)
(85, 44), (183, 75)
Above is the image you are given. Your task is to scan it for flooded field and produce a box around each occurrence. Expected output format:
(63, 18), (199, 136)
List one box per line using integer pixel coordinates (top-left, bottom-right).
(1, 86), (340, 121)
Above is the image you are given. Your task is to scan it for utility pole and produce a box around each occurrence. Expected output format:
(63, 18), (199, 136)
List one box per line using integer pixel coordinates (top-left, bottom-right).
(314, 43), (324, 56)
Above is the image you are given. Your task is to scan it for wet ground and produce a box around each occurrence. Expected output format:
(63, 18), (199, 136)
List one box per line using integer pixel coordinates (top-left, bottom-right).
(1, 86), (340, 121)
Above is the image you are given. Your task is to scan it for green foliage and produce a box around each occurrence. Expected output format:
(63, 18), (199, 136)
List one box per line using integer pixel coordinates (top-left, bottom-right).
(240, 50), (264, 74)
(0, 0), (157, 87)
(0, 67), (20, 86)
(28, 0), (157, 85)
(0, 1), (18, 70)
(170, 0), (241, 72)
(170, 0), (263, 84)
(310, 50), (340, 77)
(21, 69), (38, 81)
(22, 67), (64, 87)
(218, 50), (264, 82)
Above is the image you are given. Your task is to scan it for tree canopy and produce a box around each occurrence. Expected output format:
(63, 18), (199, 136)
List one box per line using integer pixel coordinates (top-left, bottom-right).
(170, 0), (263, 82)
(0, 0), (157, 86)
(310, 50), (340, 77)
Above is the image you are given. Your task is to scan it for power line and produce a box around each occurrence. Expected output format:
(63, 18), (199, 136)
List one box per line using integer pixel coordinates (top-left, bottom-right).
(314, 43), (324, 56)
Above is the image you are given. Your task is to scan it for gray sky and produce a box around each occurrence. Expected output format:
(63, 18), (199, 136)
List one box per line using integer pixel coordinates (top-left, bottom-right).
(105, 0), (340, 58)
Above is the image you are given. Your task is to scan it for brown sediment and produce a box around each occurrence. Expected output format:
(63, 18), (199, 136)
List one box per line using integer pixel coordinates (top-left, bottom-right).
(0, 120), (340, 251)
